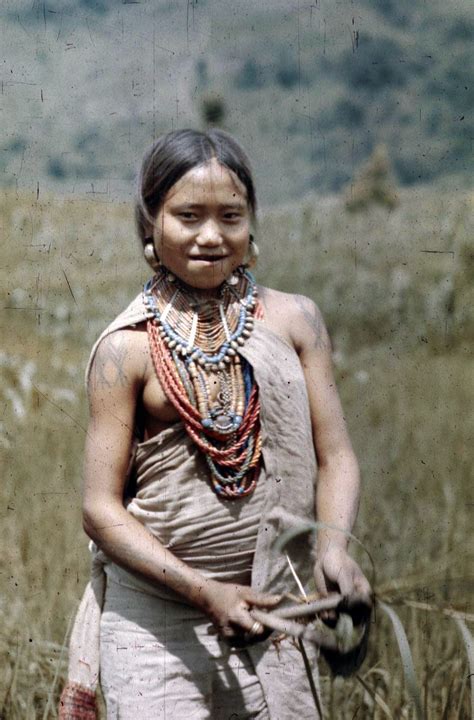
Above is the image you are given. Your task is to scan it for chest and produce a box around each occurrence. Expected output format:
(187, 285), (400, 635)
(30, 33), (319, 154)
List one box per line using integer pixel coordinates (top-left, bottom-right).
(140, 317), (298, 440)
(142, 367), (225, 426)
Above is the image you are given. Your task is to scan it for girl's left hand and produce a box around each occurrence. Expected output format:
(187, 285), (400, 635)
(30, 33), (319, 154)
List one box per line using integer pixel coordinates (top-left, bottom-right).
(314, 545), (372, 606)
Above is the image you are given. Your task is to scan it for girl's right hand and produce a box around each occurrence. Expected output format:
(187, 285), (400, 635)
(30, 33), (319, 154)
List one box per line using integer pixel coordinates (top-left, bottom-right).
(202, 580), (281, 645)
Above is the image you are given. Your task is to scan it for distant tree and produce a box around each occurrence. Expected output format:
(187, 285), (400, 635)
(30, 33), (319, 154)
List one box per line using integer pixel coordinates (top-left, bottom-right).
(394, 152), (438, 186)
(345, 144), (399, 211)
(6, 138), (27, 154)
(75, 130), (100, 153)
(235, 59), (264, 90)
(426, 51), (472, 106)
(200, 94), (227, 127)
(275, 52), (301, 89)
(368, 0), (410, 27)
(444, 16), (474, 43)
(340, 35), (406, 93)
(333, 98), (365, 129)
(79, 0), (110, 13)
(195, 59), (209, 90)
(47, 157), (68, 180)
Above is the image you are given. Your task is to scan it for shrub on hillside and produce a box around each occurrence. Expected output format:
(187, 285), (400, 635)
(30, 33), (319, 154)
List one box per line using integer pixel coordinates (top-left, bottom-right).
(195, 59), (209, 90)
(234, 59), (265, 90)
(345, 144), (399, 211)
(333, 98), (365, 129)
(444, 16), (474, 43)
(367, 0), (411, 27)
(275, 51), (305, 89)
(339, 35), (407, 92)
(200, 94), (227, 126)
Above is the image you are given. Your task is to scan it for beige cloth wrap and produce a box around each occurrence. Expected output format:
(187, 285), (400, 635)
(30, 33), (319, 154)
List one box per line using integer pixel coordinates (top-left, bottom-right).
(67, 292), (320, 718)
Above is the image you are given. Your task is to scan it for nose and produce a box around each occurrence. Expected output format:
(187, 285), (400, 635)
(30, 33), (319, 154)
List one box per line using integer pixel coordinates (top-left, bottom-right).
(196, 220), (223, 247)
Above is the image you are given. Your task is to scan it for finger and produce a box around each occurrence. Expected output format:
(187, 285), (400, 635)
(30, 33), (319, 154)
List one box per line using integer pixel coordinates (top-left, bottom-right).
(314, 564), (328, 596)
(353, 573), (372, 599)
(339, 563), (372, 602)
(314, 566), (336, 621)
(247, 620), (265, 636)
(347, 585), (373, 623)
(242, 590), (282, 608)
(217, 623), (236, 639)
(231, 603), (267, 635)
(336, 567), (354, 597)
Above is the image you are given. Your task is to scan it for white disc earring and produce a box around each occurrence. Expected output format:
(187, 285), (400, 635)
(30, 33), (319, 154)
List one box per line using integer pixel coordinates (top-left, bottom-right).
(244, 235), (259, 269)
(144, 242), (161, 271)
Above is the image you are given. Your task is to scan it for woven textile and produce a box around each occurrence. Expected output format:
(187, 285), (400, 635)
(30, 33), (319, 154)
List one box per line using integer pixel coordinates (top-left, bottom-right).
(58, 682), (96, 720)
(62, 291), (321, 718)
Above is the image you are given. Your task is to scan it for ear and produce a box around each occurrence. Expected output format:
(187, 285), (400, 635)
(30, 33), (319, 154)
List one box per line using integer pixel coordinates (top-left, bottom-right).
(142, 202), (163, 242)
(243, 234), (259, 269)
(142, 217), (156, 240)
(144, 241), (161, 271)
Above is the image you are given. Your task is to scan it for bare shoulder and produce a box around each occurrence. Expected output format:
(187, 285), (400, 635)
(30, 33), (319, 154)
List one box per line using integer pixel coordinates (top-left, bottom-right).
(88, 325), (150, 395)
(258, 285), (331, 355)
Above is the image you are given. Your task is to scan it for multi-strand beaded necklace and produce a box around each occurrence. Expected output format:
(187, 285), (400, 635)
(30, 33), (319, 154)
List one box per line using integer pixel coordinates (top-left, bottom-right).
(143, 266), (262, 499)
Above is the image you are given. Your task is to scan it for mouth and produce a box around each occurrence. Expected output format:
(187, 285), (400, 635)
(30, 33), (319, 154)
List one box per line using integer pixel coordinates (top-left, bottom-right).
(189, 255), (228, 264)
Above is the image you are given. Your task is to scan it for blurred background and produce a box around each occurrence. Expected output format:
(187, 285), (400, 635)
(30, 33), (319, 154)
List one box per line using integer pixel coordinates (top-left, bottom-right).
(1, 1), (473, 717)
(1, 0), (473, 203)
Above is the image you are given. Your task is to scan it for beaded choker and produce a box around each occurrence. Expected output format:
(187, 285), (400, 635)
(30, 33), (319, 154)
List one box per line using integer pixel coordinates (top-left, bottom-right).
(143, 266), (262, 499)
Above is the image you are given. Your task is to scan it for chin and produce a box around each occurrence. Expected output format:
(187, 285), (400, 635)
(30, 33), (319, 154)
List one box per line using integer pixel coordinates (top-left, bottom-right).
(182, 266), (236, 289)
(186, 275), (227, 291)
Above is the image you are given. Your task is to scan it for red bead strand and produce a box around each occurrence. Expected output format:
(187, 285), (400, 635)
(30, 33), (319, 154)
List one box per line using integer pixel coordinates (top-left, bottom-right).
(144, 273), (264, 499)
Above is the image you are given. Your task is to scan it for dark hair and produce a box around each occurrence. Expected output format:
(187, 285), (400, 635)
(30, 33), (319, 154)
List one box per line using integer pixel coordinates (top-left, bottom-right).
(135, 128), (257, 246)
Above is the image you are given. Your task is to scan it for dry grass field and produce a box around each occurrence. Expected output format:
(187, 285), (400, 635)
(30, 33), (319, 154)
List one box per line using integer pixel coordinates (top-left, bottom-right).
(0, 187), (472, 718)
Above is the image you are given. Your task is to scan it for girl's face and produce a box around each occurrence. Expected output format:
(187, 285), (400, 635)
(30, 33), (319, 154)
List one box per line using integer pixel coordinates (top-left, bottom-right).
(152, 158), (251, 292)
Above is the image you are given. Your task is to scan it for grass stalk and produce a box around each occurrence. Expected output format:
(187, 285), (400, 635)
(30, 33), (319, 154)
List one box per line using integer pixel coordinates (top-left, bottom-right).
(43, 611), (74, 720)
(453, 617), (474, 720)
(298, 639), (325, 718)
(456, 669), (468, 720)
(378, 602), (424, 720)
(356, 674), (393, 719)
(440, 670), (457, 720)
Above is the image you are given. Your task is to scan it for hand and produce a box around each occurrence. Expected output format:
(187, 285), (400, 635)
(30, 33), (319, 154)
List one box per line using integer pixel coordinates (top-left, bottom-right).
(314, 545), (372, 675)
(314, 545), (372, 621)
(202, 581), (281, 646)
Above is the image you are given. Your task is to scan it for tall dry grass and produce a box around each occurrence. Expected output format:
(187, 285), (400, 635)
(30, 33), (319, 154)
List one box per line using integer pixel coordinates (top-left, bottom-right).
(0, 188), (472, 718)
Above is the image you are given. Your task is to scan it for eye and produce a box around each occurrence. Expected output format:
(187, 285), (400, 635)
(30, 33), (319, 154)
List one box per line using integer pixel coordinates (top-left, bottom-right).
(179, 211), (198, 221)
(222, 212), (241, 221)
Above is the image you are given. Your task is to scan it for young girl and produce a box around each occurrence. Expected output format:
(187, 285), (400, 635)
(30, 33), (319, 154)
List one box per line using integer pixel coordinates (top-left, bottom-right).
(60, 128), (371, 719)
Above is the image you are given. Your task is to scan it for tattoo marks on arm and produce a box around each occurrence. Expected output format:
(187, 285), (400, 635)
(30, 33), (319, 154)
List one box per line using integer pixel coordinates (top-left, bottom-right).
(91, 333), (130, 389)
(295, 295), (332, 351)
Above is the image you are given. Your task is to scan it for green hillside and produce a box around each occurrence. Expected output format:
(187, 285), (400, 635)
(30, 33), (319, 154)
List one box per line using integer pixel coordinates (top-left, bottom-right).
(2, 0), (472, 205)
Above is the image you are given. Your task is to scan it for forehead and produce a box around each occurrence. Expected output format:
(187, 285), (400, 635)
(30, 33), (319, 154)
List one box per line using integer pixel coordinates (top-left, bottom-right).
(165, 158), (248, 206)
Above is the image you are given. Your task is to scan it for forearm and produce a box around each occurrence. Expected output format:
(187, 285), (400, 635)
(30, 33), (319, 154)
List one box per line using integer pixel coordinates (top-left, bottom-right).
(83, 498), (217, 612)
(315, 449), (361, 554)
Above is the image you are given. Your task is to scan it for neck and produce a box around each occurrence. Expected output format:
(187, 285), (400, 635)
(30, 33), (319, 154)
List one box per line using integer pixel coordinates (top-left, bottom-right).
(183, 283), (224, 301)
(159, 265), (244, 302)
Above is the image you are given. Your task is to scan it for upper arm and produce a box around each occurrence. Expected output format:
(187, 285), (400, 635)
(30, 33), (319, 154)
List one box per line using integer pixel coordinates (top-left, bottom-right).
(290, 295), (355, 467)
(83, 329), (144, 511)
